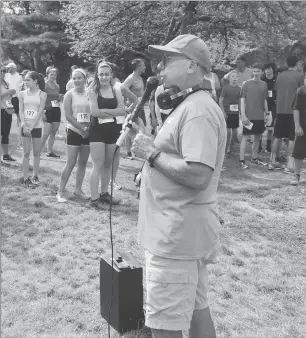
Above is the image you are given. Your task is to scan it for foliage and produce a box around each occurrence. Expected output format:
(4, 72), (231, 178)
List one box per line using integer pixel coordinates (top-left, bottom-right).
(61, 1), (306, 70)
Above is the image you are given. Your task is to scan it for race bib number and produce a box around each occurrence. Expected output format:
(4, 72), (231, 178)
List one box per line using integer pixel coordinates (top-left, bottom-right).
(116, 116), (125, 124)
(25, 109), (37, 119)
(268, 90), (273, 98)
(98, 118), (113, 124)
(230, 104), (238, 112)
(51, 100), (60, 107)
(6, 100), (14, 108)
(77, 113), (90, 123)
(243, 120), (254, 130)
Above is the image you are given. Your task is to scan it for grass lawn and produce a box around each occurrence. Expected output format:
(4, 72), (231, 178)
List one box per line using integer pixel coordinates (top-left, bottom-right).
(1, 115), (306, 338)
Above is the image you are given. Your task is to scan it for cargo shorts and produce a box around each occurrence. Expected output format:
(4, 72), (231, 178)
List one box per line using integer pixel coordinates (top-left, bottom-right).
(144, 250), (212, 331)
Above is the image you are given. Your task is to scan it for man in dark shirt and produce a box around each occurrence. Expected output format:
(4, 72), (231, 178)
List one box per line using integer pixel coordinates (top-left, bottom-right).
(269, 56), (304, 171)
(290, 85), (306, 185)
(261, 62), (277, 153)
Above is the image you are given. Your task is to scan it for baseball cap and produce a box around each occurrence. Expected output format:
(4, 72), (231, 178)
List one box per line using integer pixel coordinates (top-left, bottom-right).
(148, 34), (211, 70)
(5, 62), (17, 68)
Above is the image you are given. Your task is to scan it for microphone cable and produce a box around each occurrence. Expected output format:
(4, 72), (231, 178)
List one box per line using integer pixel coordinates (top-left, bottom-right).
(107, 145), (120, 338)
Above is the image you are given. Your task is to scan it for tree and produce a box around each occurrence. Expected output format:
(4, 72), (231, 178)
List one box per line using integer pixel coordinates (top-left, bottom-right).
(61, 1), (306, 70)
(1, 1), (85, 91)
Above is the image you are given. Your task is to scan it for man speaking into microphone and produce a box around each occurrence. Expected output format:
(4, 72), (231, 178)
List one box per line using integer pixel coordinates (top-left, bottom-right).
(131, 35), (226, 338)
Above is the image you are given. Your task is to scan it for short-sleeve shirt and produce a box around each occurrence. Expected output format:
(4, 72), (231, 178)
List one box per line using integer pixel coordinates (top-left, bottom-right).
(224, 68), (253, 87)
(220, 84), (241, 114)
(5, 72), (23, 97)
(241, 79), (268, 120)
(138, 90), (226, 260)
(261, 75), (276, 111)
(275, 70), (304, 115)
(292, 85), (306, 124)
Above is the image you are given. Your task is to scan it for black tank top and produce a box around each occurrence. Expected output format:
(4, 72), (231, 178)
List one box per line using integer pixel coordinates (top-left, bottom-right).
(91, 87), (118, 125)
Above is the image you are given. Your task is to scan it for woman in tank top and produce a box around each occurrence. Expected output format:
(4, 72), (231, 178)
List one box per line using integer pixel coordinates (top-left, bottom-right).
(123, 58), (146, 159)
(40, 67), (61, 157)
(88, 62), (125, 209)
(56, 69), (91, 202)
(18, 71), (47, 187)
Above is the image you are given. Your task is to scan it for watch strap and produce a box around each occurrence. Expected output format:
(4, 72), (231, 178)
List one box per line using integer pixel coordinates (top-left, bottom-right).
(148, 149), (161, 167)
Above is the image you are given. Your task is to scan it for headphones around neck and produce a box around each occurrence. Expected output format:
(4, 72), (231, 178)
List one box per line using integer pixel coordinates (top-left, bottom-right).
(156, 82), (212, 111)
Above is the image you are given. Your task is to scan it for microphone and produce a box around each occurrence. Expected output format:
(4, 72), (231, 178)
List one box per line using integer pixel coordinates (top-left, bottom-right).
(116, 76), (159, 147)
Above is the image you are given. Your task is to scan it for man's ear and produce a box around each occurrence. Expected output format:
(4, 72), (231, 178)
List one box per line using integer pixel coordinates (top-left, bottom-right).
(186, 60), (199, 74)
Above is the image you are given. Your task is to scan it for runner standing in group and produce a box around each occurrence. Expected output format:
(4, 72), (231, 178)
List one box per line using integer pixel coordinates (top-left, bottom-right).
(40, 67), (62, 158)
(221, 55), (253, 87)
(1, 64), (17, 161)
(122, 58), (146, 159)
(289, 83), (306, 185)
(261, 62), (277, 154)
(88, 62), (125, 209)
(239, 63), (268, 169)
(268, 56), (304, 172)
(219, 71), (241, 157)
(66, 65), (78, 92)
(18, 71), (47, 187)
(57, 69), (91, 202)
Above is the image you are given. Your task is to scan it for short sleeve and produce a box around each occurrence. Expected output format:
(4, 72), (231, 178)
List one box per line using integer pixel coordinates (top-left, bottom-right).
(220, 86), (227, 98)
(241, 82), (247, 98)
(179, 115), (218, 170)
(291, 88), (303, 111)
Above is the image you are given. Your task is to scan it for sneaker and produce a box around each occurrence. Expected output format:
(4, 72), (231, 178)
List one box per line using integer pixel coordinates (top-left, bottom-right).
(251, 158), (267, 166)
(23, 177), (35, 188)
(100, 192), (120, 205)
(3, 155), (16, 161)
(221, 166), (227, 172)
(89, 198), (105, 210)
(264, 148), (271, 154)
(290, 174), (300, 186)
(109, 181), (122, 190)
(268, 162), (283, 170)
(284, 167), (294, 174)
(56, 192), (67, 203)
(126, 152), (134, 160)
(31, 176), (40, 185)
(276, 156), (287, 163)
(73, 190), (90, 200)
(46, 152), (60, 158)
(239, 161), (249, 169)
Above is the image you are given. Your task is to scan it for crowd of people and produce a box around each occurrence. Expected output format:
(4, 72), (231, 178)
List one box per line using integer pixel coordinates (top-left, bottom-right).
(1, 51), (305, 206)
(1, 34), (306, 338)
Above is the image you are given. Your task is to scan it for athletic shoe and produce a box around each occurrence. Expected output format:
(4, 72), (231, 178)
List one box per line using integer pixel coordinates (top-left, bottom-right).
(264, 149), (271, 154)
(239, 161), (249, 169)
(276, 156), (287, 163)
(31, 176), (40, 185)
(251, 158), (267, 166)
(100, 192), (120, 205)
(89, 198), (105, 210)
(23, 178), (35, 188)
(284, 167), (294, 174)
(221, 166), (227, 172)
(73, 190), (90, 200)
(290, 174), (300, 186)
(126, 152), (134, 160)
(109, 181), (122, 190)
(268, 162), (283, 170)
(3, 155), (16, 161)
(46, 152), (60, 158)
(56, 192), (67, 203)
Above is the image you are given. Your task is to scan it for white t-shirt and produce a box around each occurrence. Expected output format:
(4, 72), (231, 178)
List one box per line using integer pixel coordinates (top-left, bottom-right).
(138, 90), (226, 260)
(5, 72), (23, 97)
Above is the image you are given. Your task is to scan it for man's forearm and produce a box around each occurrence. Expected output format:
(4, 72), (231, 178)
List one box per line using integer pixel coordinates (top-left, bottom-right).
(152, 152), (209, 190)
(293, 110), (301, 128)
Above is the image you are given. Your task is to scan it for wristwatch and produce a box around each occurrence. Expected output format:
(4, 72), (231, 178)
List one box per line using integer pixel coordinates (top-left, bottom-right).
(148, 149), (161, 168)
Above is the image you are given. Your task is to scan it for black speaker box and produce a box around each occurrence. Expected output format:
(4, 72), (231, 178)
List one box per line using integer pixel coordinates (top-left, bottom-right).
(100, 250), (144, 334)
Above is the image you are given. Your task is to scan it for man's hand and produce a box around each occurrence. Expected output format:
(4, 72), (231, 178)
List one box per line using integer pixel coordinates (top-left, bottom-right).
(295, 125), (304, 137)
(122, 114), (146, 136)
(131, 133), (155, 160)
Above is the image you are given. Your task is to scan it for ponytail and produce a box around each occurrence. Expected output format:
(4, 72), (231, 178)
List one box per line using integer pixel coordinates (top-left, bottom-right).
(27, 71), (45, 91)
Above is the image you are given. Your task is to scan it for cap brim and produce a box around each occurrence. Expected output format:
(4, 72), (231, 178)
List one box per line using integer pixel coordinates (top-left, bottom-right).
(148, 45), (182, 57)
